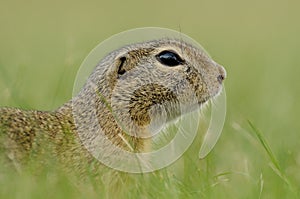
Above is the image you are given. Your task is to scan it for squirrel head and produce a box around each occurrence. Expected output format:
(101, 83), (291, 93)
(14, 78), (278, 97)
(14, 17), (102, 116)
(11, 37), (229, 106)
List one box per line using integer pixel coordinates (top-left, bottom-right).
(76, 38), (226, 139)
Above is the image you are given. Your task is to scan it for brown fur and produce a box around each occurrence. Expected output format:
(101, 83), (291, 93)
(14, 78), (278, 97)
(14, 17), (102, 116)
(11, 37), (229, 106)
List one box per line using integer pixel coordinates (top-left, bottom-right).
(0, 38), (226, 174)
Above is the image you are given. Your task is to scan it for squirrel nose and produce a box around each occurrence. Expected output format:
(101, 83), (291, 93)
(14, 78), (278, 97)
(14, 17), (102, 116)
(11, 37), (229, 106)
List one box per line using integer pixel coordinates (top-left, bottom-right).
(217, 74), (225, 83)
(217, 65), (226, 84)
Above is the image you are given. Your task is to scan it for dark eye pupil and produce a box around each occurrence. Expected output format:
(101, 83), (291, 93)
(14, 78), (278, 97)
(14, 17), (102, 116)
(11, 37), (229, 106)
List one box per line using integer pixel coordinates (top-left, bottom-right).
(156, 50), (184, 66)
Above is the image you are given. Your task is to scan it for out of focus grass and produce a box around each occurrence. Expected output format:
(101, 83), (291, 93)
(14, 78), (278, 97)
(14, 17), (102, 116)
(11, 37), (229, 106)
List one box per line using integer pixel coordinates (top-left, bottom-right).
(1, 0), (300, 198)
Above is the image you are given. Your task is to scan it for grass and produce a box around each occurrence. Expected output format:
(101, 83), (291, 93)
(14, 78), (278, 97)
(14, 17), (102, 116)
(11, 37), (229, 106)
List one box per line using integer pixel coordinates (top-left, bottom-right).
(247, 121), (298, 197)
(1, 0), (300, 198)
(1, 116), (298, 198)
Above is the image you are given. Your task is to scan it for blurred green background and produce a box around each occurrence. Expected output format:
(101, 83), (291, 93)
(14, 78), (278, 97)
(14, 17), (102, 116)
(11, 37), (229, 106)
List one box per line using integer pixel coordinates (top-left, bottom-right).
(0, 0), (300, 198)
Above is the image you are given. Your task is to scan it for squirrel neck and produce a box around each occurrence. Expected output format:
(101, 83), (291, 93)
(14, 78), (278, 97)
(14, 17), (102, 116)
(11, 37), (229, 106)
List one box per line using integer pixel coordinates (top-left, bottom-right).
(55, 96), (150, 152)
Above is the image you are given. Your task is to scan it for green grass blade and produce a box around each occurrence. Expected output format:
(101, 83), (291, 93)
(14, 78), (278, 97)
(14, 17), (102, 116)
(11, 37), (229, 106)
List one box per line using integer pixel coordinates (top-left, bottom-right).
(248, 120), (298, 196)
(248, 120), (281, 171)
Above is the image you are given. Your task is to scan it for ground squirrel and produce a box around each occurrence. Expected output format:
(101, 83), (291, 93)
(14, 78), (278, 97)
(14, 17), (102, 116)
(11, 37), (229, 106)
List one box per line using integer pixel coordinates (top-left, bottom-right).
(0, 38), (226, 173)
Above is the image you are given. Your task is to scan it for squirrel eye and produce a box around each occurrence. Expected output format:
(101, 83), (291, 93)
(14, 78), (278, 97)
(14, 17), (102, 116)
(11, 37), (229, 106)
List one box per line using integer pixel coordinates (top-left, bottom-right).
(156, 50), (184, 67)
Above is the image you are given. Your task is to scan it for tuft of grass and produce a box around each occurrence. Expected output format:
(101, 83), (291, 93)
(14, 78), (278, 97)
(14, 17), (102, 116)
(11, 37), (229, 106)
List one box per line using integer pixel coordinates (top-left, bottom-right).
(247, 120), (299, 197)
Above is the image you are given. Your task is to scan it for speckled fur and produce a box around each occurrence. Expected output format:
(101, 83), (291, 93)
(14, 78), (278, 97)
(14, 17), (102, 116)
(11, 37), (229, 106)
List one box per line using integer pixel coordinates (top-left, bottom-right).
(0, 38), (226, 174)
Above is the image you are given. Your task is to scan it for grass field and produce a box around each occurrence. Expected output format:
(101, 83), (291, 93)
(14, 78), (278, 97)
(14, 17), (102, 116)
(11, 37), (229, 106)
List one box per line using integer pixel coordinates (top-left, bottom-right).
(1, 0), (300, 198)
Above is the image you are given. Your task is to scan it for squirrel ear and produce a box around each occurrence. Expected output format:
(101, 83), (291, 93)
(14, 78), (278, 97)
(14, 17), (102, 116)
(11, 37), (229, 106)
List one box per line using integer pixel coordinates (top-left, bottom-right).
(117, 56), (127, 76)
(116, 52), (137, 77)
(107, 54), (131, 89)
(114, 50), (139, 77)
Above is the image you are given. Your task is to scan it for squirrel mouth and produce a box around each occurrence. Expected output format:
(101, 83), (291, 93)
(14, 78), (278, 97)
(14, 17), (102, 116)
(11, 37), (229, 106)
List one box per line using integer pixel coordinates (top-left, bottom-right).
(197, 85), (223, 106)
(210, 85), (224, 99)
(197, 96), (210, 106)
